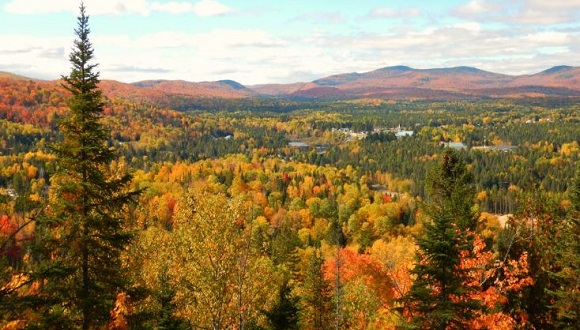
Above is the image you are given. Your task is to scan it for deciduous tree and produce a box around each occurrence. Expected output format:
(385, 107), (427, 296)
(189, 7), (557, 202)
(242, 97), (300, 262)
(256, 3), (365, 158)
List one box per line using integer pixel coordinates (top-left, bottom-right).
(170, 189), (279, 329)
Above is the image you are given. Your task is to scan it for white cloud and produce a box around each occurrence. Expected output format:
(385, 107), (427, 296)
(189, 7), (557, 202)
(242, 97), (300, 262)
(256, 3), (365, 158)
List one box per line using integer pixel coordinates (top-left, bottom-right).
(527, 0), (580, 10)
(453, 0), (498, 16)
(293, 11), (346, 24)
(5, 0), (75, 14)
(87, 29), (290, 83)
(191, 0), (231, 16)
(453, 22), (482, 32)
(0, 34), (70, 79)
(125, 29), (285, 51)
(368, 7), (422, 18)
(452, 0), (580, 25)
(134, 31), (191, 48)
(522, 31), (571, 45)
(369, 7), (397, 18)
(150, 2), (194, 15)
(4, 0), (232, 16)
(5, 0), (149, 15)
(511, 9), (577, 25)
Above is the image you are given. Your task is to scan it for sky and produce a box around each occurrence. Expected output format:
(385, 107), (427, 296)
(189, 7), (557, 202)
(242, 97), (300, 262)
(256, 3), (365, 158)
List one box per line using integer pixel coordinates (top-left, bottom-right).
(0, 0), (579, 85)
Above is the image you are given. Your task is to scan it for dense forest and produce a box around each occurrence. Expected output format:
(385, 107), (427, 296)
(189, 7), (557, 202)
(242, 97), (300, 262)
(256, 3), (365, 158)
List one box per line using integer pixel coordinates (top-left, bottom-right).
(1, 6), (579, 330)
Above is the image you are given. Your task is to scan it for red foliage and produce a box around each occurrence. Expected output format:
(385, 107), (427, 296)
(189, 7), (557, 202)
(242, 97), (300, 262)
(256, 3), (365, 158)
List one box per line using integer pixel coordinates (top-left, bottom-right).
(1, 215), (24, 260)
(382, 193), (392, 203)
(0, 214), (18, 236)
(166, 196), (176, 217)
(282, 172), (290, 184)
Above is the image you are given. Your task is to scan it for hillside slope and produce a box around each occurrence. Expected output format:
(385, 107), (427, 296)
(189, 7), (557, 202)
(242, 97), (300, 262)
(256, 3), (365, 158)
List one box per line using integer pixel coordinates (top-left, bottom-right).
(251, 66), (580, 99)
(2, 65), (579, 102)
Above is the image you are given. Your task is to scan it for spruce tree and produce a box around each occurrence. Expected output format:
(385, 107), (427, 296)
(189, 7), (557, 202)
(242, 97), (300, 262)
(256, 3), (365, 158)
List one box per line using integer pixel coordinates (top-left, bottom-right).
(424, 149), (477, 231)
(300, 249), (333, 330)
(552, 165), (580, 328)
(399, 149), (479, 329)
(265, 283), (300, 330)
(37, 4), (137, 329)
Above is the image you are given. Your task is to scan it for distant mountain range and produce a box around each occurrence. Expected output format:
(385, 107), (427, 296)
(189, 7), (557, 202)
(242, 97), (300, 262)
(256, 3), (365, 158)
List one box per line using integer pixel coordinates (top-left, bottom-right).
(2, 65), (579, 101)
(251, 65), (580, 99)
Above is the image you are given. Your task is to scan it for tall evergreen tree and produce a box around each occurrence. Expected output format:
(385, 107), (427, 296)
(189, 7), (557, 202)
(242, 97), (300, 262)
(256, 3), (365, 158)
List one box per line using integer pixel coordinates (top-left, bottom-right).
(552, 165), (580, 328)
(299, 248), (333, 330)
(399, 149), (479, 329)
(35, 4), (137, 329)
(424, 149), (477, 231)
(265, 283), (300, 330)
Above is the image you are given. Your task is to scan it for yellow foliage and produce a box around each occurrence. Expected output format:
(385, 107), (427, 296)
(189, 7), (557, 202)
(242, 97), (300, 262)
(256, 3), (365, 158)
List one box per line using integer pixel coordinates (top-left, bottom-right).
(476, 190), (488, 202)
(311, 218), (329, 241)
(560, 141), (579, 157)
(478, 212), (502, 241)
(508, 184), (519, 192)
(370, 236), (416, 298)
(298, 208), (313, 228)
(297, 228), (311, 245)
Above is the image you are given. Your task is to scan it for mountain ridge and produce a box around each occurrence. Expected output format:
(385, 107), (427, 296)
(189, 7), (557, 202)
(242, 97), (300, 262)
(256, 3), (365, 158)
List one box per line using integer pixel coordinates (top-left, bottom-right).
(252, 65), (580, 99)
(2, 65), (579, 101)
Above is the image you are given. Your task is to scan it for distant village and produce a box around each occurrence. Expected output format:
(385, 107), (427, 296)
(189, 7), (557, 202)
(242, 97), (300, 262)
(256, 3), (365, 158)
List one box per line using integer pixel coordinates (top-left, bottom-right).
(330, 124), (414, 141)
(289, 124), (520, 152)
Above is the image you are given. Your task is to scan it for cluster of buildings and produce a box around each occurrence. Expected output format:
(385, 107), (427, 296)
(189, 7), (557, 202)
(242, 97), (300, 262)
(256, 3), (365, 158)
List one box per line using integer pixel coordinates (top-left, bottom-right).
(331, 124), (415, 141)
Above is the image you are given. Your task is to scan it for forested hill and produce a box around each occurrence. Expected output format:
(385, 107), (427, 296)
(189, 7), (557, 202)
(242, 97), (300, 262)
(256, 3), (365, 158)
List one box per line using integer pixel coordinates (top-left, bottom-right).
(252, 65), (580, 99)
(2, 65), (580, 103)
(0, 72), (252, 115)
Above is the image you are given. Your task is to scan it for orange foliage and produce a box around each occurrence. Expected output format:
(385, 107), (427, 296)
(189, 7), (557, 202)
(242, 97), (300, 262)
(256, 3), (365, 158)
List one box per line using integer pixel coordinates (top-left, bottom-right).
(460, 234), (535, 329)
(109, 293), (130, 330)
(1, 320), (27, 330)
(0, 77), (69, 128)
(323, 248), (394, 303)
(0, 215), (18, 236)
